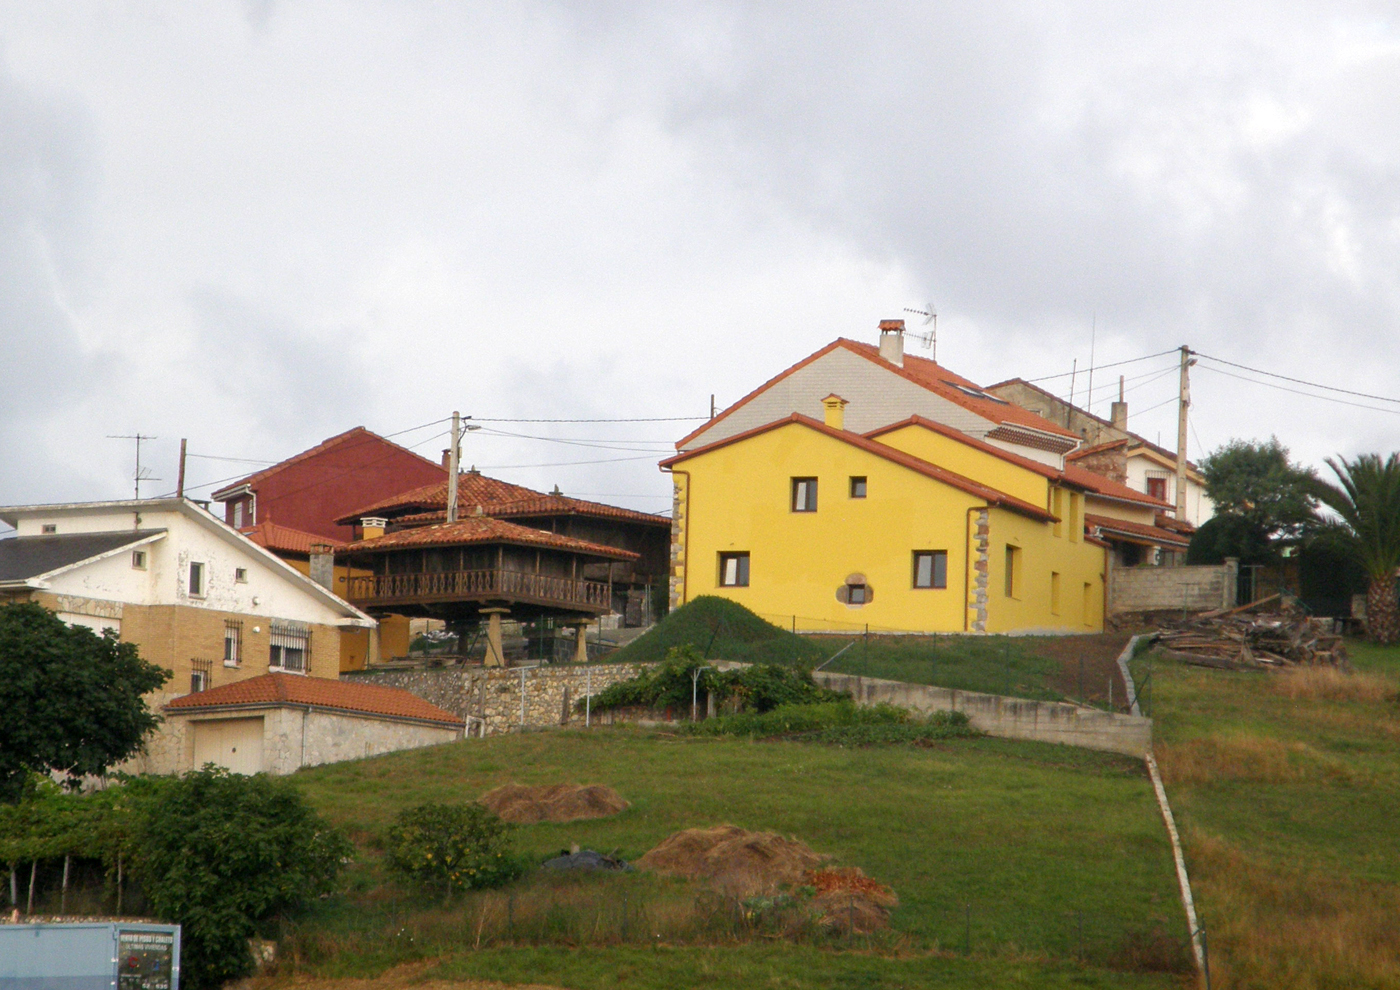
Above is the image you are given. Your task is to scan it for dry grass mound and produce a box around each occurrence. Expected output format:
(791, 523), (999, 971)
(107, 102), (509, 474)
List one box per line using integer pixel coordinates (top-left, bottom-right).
(1272, 665), (1394, 703)
(807, 866), (899, 932)
(1156, 735), (1361, 786)
(637, 824), (828, 896)
(479, 783), (627, 824)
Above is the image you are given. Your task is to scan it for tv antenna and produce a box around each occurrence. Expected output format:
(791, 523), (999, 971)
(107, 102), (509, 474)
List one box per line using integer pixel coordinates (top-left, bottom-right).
(903, 303), (937, 361)
(107, 433), (160, 499)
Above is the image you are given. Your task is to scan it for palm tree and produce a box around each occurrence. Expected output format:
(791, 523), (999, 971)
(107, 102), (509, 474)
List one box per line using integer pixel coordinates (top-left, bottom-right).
(1315, 453), (1400, 644)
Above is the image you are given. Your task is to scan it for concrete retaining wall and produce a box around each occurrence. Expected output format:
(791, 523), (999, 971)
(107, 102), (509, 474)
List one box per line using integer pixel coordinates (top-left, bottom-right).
(344, 663), (645, 735)
(1108, 558), (1236, 615)
(813, 670), (1152, 758)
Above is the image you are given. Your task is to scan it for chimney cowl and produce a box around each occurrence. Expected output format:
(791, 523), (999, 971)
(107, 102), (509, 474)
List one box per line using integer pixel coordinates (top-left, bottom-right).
(878, 319), (905, 367)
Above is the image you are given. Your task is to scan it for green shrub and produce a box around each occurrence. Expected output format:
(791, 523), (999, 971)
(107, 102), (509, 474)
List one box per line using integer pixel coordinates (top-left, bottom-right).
(689, 701), (976, 745)
(130, 768), (352, 990)
(811, 711), (975, 746)
(586, 646), (842, 715)
(384, 803), (519, 894)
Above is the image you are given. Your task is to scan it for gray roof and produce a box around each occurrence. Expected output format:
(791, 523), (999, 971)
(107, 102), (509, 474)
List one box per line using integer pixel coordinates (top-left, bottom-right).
(0, 530), (164, 582)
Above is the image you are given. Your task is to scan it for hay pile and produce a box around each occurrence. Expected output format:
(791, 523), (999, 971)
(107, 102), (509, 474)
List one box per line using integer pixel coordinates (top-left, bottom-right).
(806, 867), (899, 933)
(636, 824), (827, 896)
(479, 783), (627, 824)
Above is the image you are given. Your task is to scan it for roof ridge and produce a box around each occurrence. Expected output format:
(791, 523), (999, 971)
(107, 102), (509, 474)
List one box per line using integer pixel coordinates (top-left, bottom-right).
(212, 427), (447, 500)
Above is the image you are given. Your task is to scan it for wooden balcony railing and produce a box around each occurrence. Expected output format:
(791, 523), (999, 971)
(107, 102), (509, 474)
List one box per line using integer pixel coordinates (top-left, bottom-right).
(345, 568), (611, 610)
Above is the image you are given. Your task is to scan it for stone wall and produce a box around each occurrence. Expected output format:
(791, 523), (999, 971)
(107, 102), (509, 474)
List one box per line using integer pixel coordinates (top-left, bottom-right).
(1107, 558), (1237, 615)
(262, 708), (460, 774)
(344, 663), (646, 735)
(813, 670), (1152, 758)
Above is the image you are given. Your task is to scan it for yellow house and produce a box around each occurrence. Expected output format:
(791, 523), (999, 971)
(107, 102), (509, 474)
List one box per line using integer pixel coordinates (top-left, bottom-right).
(662, 410), (1108, 634)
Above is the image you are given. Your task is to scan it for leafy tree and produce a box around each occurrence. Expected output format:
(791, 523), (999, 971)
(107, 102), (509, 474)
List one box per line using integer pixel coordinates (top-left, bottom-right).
(129, 768), (352, 989)
(1199, 438), (1319, 539)
(0, 602), (170, 802)
(384, 803), (518, 894)
(1314, 453), (1400, 643)
(1186, 514), (1275, 566)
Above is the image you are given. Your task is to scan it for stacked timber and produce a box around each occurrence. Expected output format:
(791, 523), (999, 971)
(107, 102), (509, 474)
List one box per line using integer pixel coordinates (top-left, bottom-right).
(1155, 595), (1349, 670)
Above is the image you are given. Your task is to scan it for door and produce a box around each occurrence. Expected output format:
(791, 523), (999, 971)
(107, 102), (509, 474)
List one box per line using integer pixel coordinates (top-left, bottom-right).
(192, 717), (265, 774)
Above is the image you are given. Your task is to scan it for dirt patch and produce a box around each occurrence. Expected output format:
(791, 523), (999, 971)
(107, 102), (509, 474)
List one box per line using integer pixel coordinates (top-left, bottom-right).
(479, 783), (627, 824)
(232, 961), (565, 990)
(1026, 633), (1133, 709)
(636, 824), (828, 896)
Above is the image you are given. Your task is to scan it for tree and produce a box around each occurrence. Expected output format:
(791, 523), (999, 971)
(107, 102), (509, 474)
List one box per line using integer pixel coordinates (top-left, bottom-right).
(0, 602), (170, 802)
(1186, 514), (1275, 566)
(130, 768), (352, 989)
(1200, 438), (1319, 539)
(1314, 453), (1400, 644)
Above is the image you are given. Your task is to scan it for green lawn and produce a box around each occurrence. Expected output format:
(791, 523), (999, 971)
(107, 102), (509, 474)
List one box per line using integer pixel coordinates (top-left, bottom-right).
(1131, 640), (1400, 989)
(279, 726), (1190, 987)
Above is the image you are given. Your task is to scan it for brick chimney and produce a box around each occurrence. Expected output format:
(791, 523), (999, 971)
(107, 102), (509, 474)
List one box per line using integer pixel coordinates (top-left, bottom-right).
(1110, 374), (1128, 432)
(878, 319), (905, 367)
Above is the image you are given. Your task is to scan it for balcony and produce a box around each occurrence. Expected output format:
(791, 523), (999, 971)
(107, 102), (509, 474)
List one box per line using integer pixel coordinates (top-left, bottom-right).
(345, 567), (611, 613)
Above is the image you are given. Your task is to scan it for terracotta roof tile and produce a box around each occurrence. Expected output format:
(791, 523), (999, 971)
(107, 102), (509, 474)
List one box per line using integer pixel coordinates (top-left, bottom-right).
(166, 672), (463, 726)
(342, 515), (640, 560)
(240, 521), (345, 556)
(1062, 464), (1172, 508)
(1085, 513), (1192, 549)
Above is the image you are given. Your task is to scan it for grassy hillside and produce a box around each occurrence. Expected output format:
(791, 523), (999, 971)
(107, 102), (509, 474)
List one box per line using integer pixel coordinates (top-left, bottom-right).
(604, 595), (826, 667)
(1133, 640), (1400, 989)
(277, 727), (1190, 988)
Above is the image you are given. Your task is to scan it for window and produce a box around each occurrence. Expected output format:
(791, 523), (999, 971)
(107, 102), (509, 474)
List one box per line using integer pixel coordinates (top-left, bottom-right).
(719, 552), (750, 587)
(843, 577), (871, 604)
(1004, 545), (1021, 598)
(1050, 571), (1062, 615)
(849, 476), (867, 498)
(132, 550), (147, 570)
(233, 501), (244, 528)
(1067, 493), (1082, 542)
(791, 477), (818, 512)
(1083, 582), (1094, 626)
(235, 567), (248, 583)
(1051, 488), (1064, 538)
(41, 524), (56, 534)
(190, 659), (212, 694)
(224, 620), (243, 667)
(913, 551), (948, 589)
(188, 561), (206, 597)
(1146, 477), (1168, 501)
(269, 620), (310, 673)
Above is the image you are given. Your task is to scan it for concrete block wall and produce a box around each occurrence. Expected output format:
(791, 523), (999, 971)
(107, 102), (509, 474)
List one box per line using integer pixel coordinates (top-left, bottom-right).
(262, 708), (460, 774)
(813, 670), (1152, 758)
(344, 663), (646, 735)
(1107, 559), (1236, 615)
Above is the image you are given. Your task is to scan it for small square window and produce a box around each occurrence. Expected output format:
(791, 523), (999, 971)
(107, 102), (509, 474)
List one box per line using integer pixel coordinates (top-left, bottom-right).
(791, 477), (818, 512)
(131, 550), (148, 570)
(235, 567), (248, 583)
(849, 476), (867, 498)
(913, 551), (947, 589)
(41, 524), (56, 534)
(847, 583), (869, 604)
(719, 552), (750, 587)
(188, 561), (206, 598)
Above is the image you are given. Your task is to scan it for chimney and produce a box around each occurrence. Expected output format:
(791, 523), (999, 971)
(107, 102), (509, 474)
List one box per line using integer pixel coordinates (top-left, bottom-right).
(441, 449), (451, 469)
(821, 393), (849, 430)
(878, 319), (905, 367)
(1110, 375), (1128, 432)
(309, 543), (335, 591)
(360, 516), (387, 540)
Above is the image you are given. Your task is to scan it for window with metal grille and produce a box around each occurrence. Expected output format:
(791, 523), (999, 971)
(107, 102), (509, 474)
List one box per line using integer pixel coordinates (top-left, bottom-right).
(269, 620), (310, 673)
(190, 658), (212, 693)
(224, 620), (243, 666)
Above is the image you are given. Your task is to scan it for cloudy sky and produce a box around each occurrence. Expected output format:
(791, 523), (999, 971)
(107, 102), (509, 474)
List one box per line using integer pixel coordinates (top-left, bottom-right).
(2, 1), (1398, 525)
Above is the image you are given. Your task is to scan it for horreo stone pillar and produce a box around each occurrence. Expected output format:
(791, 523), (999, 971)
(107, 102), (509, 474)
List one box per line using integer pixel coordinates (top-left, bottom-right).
(573, 622), (591, 664)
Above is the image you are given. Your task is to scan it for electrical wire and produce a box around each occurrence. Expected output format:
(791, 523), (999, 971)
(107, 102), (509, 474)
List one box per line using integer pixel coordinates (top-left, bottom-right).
(472, 426), (673, 453)
(1023, 348), (1181, 384)
(473, 454), (662, 469)
(1193, 352), (1400, 405)
(470, 416), (706, 423)
(1193, 364), (1400, 416)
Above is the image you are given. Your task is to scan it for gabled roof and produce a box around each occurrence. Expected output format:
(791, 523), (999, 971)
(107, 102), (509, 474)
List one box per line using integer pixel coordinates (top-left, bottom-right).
(1085, 513), (1192, 549)
(341, 515), (641, 560)
(240, 521), (345, 556)
(1065, 438), (1130, 461)
(0, 530), (164, 584)
(166, 672), (463, 727)
(338, 473), (667, 528)
(865, 415), (1170, 509)
(210, 427), (445, 501)
(661, 413), (1057, 522)
(676, 338), (1078, 450)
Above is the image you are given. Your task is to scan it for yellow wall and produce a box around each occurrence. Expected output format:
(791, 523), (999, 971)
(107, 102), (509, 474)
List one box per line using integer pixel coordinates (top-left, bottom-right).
(672, 421), (1105, 634)
(1083, 496), (1158, 526)
(874, 423), (1051, 507)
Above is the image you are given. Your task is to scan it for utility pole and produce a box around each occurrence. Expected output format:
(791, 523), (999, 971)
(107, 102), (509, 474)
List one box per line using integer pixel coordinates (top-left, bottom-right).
(176, 439), (187, 498)
(446, 411), (461, 524)
(1176, 346), (1193, 520)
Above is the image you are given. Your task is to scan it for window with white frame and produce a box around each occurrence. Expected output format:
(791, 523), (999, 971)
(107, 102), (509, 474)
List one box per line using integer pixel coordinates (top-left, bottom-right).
(131, 550), (147, 570)
(269, 620), (310, 673)
(188, 561), (206, 598)
(224, 620), (243, 667)
(190, 658), (212, 693)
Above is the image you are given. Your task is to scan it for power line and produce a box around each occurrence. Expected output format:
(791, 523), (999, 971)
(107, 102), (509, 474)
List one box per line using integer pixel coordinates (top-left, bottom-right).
(1193, 364), (1400, 415)
(473, 426), (673, 453)
(1023, 348), (1180, 384)
(1193, 352), (1400, 405)
(471, 416), (706, 423)
(474, 454), (661, 469)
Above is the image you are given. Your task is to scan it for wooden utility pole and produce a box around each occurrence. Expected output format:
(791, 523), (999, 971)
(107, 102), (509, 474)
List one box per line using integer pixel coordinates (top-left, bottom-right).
(446, 411), (461, 524)
(1176, 346), (1192, 520)
(176, 438), (187, 498)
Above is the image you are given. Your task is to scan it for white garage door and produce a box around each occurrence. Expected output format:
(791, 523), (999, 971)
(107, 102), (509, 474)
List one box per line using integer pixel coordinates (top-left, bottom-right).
(192, 718), (265, 775)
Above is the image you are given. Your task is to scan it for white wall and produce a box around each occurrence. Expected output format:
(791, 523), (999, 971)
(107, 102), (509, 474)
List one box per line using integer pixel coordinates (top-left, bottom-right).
(1124, 457), (1215, 527)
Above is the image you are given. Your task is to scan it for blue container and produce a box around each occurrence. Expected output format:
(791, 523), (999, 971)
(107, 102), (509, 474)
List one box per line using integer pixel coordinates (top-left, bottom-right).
(0, 922), (180, 990)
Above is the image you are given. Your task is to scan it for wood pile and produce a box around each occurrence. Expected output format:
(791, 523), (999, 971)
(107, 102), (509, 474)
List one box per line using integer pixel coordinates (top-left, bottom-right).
(1155, 595), (1349, 670)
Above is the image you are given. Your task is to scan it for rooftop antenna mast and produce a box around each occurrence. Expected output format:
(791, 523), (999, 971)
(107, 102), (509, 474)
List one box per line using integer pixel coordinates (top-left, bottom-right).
(107, 434), (159, 499)
(902, 303), (937, 361)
